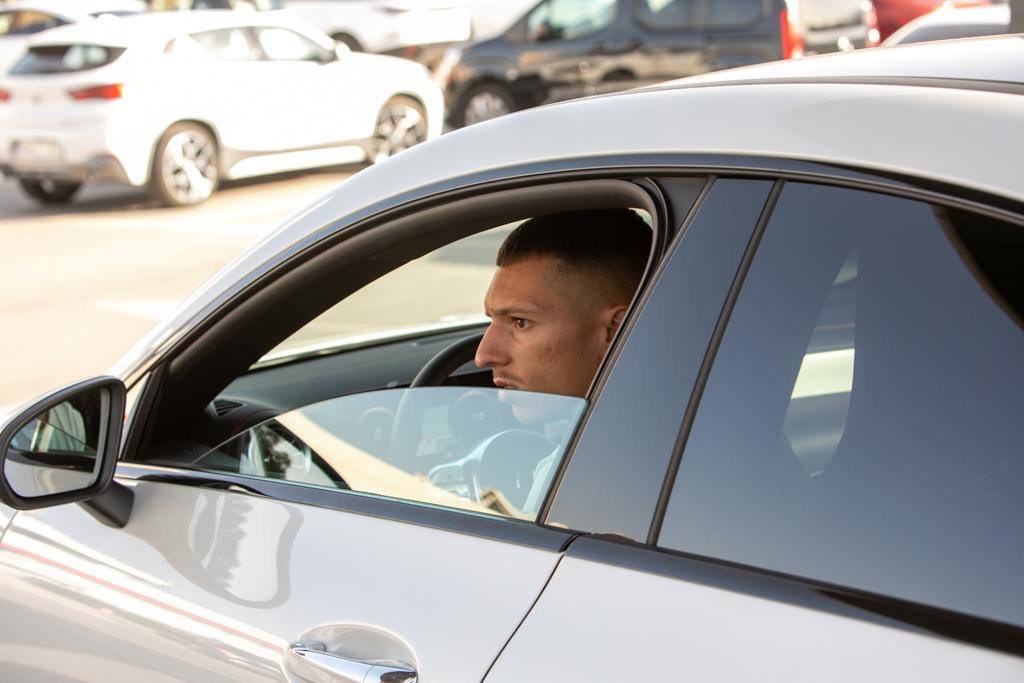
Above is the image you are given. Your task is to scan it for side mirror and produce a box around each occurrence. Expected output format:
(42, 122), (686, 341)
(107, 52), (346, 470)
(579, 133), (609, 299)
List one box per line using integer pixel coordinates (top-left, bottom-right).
(0, 377), (131, 526)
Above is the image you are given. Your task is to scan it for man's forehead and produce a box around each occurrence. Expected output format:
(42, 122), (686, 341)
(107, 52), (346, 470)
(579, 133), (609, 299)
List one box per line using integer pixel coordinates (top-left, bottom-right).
(486, 257), (578, 312)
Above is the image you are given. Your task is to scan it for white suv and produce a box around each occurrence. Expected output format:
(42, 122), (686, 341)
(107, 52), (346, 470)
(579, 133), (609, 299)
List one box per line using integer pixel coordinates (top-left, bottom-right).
(0, 9), (443, 205)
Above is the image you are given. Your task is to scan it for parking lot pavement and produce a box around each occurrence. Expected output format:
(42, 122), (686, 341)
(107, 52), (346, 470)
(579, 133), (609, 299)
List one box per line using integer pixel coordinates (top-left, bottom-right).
(0, 168), (360, 409)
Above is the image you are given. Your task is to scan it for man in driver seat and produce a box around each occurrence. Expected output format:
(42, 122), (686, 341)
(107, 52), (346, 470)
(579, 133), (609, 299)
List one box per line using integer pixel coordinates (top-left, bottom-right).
(475, 208), (652, 398)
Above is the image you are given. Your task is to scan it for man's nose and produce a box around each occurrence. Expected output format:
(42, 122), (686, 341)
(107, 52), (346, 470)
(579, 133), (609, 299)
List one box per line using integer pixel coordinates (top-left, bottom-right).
(475, 323), (506, 369)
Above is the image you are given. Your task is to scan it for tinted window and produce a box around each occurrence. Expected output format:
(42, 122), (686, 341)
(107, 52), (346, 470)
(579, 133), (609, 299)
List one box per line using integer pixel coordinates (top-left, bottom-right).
(659, 183), (1024, 626)
(708, 0), (766, 27)
(633, 0), (702, 30)
(11, 44), (125, 74)
(526, 0), (616, 42)
(192, 387), (587, 521)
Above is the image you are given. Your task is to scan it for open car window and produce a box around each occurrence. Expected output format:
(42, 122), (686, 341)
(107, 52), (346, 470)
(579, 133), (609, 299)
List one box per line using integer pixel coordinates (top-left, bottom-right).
(191, 387), (587, 521)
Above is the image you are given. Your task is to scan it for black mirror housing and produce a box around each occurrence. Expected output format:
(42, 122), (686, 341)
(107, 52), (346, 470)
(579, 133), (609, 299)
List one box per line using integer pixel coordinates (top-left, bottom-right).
(0, 376), (126, 510)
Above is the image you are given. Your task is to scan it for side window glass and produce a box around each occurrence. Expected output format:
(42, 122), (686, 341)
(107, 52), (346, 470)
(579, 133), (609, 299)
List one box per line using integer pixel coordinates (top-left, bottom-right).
(7, 11), (65, 35)
(256, 27), (331, 62)
(707, 0), (766, 27)
(633, 0), (702, 31)
(659, 182), (1024, 626)
(190, 28), (257, 61)
(195, 388), (586, 521)
(527, 0), (617, 42)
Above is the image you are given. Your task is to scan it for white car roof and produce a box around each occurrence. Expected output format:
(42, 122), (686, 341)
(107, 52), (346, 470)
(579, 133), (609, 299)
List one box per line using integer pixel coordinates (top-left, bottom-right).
(26, 8), (327, 51)
(882, 4), (1010, 45)
(111, 35), (1024, 378)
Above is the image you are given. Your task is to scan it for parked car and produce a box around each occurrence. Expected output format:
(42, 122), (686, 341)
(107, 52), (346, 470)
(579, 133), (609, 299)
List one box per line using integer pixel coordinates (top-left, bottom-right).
(0, 0), (145, 74)
(285, 0), (471, 66)
(882, 2), (1008, 44)
(436, 0), (882, 127)
(2, 35), (1024, 682)
(0, 10), (442, 206)
(872, 0), (990, 41)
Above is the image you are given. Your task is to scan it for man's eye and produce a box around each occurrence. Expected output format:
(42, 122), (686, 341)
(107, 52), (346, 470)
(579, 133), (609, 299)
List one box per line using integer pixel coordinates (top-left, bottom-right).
(512, 318), (531, 330)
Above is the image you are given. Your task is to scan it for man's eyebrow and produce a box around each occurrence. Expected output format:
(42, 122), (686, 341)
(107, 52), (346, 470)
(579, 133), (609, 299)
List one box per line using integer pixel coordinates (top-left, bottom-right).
(488, 306), (540, 317)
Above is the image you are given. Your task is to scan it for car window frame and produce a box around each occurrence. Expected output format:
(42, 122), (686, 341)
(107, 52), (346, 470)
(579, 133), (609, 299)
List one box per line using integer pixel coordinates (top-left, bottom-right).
(116, 173), (669, 544)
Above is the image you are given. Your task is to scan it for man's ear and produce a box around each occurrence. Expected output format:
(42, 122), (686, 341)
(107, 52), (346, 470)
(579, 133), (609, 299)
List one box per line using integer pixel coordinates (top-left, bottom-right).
(605, 304), (629, 344)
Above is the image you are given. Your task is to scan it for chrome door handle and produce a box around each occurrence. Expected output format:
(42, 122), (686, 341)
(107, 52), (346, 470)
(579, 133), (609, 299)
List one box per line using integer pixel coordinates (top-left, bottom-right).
(287, 644), (417, 683)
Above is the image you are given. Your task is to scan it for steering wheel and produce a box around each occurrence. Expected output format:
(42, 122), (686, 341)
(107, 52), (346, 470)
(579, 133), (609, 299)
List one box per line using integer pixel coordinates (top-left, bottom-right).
(410, 332), (485, 387)
(390, 332), (485, 470)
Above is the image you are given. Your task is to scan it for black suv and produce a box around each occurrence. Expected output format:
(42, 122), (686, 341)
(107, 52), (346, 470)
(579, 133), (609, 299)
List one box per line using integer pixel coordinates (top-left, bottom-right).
(439, 0), (879, 127)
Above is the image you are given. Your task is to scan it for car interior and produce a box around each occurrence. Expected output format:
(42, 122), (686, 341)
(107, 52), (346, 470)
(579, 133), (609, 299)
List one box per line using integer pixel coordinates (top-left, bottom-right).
(125, 177), (667, 513)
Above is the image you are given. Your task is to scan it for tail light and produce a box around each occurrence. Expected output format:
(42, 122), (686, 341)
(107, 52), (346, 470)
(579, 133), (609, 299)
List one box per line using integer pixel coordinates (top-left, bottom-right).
(0, 88), (10, 103)
(861, 0), (881, 46)
(779, 8), (805, 59)
(69, 83), (124, 101)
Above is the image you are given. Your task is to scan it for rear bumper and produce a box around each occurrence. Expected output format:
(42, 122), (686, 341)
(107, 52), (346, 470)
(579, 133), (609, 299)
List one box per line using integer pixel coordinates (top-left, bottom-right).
(0, 154), (130, 184)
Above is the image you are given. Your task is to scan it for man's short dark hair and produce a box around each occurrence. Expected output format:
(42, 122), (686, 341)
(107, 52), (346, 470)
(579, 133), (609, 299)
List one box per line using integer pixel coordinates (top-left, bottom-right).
(496, 209), (652, 300)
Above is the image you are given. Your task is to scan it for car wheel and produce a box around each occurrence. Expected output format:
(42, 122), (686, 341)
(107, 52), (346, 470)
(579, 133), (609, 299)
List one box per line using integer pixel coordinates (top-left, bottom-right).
(18, 178), (81, 205)
(459, 83), (513, 127)
(150, 123), (219, 207)
(371, 96), (428, 164)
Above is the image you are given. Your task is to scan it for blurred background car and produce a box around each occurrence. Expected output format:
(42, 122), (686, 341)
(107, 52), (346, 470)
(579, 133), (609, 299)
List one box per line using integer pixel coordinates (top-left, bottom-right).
(881, 1), (1008, 44)
(285, 0), (472, 68)
(872, 0), (992, 41)
(436, 0), (882, 128)
(0, 9), (442, 206)
(0, 0), (145, 74)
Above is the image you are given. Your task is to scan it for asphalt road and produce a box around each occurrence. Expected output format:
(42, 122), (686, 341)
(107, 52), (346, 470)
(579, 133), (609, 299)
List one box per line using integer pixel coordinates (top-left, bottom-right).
(0, 168), (360, 410)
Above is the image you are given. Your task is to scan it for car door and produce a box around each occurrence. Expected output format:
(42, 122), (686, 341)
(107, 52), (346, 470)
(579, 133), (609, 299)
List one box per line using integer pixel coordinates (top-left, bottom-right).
(486, 173), (1024, 679)
(0, 175), (671, 682)
(514, 0), (628, 103)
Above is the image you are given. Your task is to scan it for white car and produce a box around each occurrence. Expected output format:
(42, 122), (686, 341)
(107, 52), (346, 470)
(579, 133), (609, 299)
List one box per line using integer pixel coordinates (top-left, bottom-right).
(1, 36), (1023, 682)
(0, 10), (443, 205)
(0, 0), (145, 75)
(881, 3), (1010, 46)
(285, 0), (471, 59)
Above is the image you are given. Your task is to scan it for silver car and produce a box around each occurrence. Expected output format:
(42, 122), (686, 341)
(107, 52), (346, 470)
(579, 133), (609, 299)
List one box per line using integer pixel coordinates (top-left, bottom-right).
(0, 35), (1022, 682)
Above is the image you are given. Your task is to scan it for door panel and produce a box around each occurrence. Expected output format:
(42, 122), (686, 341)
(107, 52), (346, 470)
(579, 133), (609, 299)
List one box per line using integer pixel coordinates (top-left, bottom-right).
(486, 539), (1024, 681)
(0, 479), (564, 681)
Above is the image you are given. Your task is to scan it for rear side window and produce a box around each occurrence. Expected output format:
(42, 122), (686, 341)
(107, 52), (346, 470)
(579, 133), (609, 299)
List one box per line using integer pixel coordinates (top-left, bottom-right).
(10, 44), (126, 75)
(189, 28), (258, 61)
(659, 182), (1024, 626)
(0, 10), (66, 36)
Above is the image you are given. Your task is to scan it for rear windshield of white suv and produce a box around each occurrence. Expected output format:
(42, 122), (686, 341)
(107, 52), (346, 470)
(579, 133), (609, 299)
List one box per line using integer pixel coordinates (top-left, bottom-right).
(11, 44), (126, 75)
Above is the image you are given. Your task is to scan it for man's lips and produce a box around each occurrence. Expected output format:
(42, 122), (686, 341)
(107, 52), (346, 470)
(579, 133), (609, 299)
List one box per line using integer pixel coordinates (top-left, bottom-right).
(492, 377), (519, 390)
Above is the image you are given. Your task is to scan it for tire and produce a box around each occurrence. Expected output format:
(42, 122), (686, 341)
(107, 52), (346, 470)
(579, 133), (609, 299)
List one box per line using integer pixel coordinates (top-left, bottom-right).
(330, 33), (362, 52)
(150, 122), (219, 207)
(18, 178), (81, 205)
(370, 96), (429, 164)
(457, 83), (513, 128)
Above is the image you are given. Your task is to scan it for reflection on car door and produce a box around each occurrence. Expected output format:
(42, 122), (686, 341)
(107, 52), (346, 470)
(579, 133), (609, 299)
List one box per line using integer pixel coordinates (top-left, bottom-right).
(0, 477), (569, 680)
